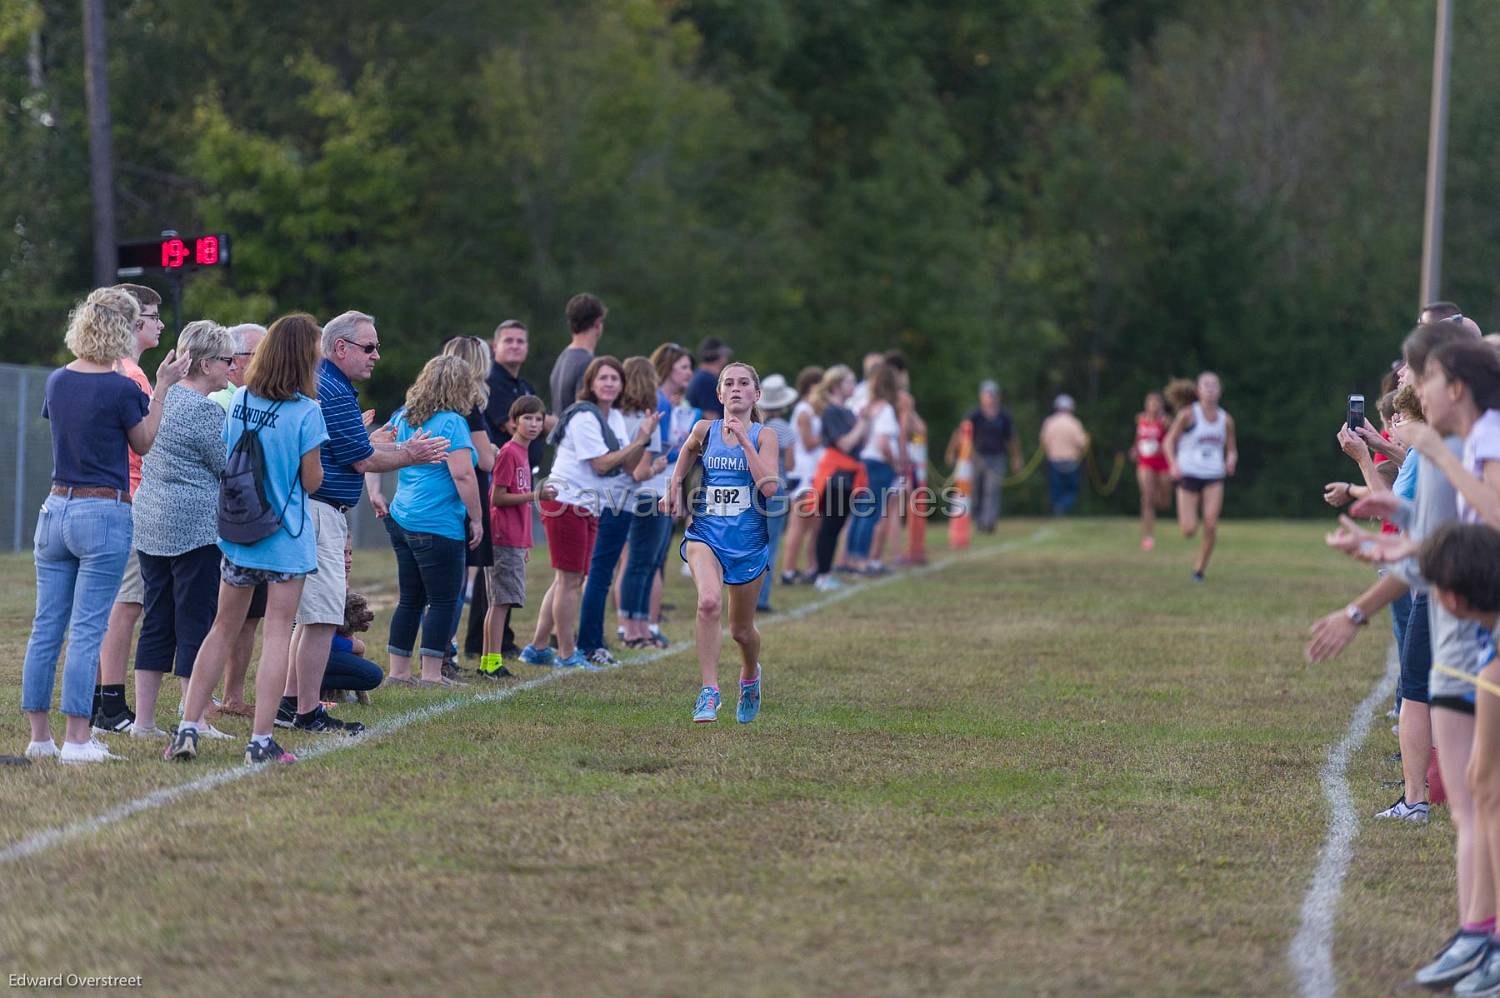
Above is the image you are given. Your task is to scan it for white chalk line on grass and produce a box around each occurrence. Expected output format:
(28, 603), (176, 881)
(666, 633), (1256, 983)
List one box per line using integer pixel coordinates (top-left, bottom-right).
(1288, 641), (1400, 998)
(0, 528), (1053, 867)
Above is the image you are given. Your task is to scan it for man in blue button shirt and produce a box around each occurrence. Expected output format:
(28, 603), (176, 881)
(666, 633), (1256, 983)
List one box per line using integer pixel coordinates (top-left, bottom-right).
(281, 310), (447, 734)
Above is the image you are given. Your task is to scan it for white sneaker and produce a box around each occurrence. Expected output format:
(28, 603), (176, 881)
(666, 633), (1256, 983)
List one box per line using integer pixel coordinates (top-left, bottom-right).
(196, 722), (234, 741)
(1374, 796), (1429, 824)
(128, 722), (168, 738)
(814, 575), (843, 593)
(25, 740), (59, 759)
(59, 739), (124, 764)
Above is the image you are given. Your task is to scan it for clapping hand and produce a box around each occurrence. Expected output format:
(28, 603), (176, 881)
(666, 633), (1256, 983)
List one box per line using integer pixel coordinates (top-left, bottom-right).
(1395, 419), (1443, 459)
(636, 409), (663, 443)
(1326, 514), (1415, 564)
(155, 349), (192, 389)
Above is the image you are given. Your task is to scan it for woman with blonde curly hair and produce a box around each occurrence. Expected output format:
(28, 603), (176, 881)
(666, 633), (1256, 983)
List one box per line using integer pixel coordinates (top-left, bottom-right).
(21, 287), (189, 763)
(382, 354), (484, 687)
(442, 335), (500, 666)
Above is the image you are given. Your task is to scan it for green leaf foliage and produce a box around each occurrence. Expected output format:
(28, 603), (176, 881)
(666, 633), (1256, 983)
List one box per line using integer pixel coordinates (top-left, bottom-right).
(0, 0), (1484, 514)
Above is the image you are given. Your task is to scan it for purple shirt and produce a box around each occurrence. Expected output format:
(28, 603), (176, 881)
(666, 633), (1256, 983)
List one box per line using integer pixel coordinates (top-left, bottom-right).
(42, 368), (149, 491)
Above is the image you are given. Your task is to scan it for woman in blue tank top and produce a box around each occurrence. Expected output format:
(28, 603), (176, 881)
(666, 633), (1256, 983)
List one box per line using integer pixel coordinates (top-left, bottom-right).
(662, 363), (780, 725)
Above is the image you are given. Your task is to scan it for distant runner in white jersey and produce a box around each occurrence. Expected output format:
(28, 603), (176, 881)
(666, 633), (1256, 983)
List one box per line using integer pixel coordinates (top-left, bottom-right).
(1164, 371), (1237, 581)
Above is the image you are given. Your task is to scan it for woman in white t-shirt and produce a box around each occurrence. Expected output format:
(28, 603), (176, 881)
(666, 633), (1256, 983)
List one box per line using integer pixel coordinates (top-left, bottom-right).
(780, 366), (824, 585)
(522, 356), (659, 671)
(845, 362), (903, 574)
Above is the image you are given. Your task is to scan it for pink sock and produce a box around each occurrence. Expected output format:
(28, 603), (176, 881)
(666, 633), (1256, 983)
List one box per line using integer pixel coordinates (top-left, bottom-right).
(1464, 917), (1495, 934)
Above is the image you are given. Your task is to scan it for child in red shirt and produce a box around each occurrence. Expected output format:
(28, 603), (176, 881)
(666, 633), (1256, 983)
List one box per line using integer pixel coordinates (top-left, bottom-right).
(481, 396), (555, 676)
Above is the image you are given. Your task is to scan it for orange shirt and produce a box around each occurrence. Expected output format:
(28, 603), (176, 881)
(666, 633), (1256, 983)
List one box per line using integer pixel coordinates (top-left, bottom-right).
(118, 357), (152, 494)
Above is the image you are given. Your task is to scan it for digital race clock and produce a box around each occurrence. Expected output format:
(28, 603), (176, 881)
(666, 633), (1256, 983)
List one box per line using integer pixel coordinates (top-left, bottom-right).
(116, 233), (231, 273)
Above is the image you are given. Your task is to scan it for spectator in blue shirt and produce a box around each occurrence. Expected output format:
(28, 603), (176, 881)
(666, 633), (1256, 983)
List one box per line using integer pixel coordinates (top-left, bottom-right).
(281, 311), (447, 734)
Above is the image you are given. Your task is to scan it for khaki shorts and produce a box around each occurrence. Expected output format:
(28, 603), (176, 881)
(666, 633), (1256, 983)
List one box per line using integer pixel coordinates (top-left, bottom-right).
(485, 546), (528, 608)
(295, 500), (349, 627)
(115, 548), (145, 605)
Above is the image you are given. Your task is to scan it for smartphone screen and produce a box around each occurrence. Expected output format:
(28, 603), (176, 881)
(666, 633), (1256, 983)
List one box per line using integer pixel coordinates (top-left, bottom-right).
(1347, 394), (1366, 431)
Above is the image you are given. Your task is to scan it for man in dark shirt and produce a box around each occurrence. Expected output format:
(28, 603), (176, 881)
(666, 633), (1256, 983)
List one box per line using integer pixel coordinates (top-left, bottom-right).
(686, 336), (732, 418)
(549, 293), (605, 413)
(475, 318), (553, 658)
(945, 380), (1023, 533)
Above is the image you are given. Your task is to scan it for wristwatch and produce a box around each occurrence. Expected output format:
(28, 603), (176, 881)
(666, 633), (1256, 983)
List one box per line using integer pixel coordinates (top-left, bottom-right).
(1345, 605), (1368, 626)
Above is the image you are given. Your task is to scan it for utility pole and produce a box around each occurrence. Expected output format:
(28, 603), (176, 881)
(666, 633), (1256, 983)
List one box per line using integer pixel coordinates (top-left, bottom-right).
(1419, 0), (1453, 309)
(82, 0), (117, 288)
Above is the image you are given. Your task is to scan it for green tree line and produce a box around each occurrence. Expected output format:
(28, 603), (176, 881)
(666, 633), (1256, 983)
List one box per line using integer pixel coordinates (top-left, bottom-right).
(4, 0), (1499, 515)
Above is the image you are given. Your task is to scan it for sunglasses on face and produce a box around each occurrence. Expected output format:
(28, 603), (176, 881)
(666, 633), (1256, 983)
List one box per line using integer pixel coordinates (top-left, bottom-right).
(341, 338), (379, 354)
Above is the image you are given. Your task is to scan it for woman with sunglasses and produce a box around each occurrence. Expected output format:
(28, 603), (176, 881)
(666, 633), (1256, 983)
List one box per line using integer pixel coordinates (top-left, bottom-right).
(129, 321), (240, 739)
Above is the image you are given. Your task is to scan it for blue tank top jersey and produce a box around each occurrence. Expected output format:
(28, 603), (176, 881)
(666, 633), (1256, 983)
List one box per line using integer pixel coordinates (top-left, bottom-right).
(682, 420), (770, 585)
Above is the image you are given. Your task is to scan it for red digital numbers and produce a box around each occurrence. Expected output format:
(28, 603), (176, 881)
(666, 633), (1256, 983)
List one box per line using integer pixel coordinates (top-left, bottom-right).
(160, 238), (188, 269)
(194, 236), (219, 266)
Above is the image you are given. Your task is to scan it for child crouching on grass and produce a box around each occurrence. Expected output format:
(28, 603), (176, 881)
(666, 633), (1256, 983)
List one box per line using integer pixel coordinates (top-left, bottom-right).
(482, 395), (554, 677)
(323, 591), (382, 704)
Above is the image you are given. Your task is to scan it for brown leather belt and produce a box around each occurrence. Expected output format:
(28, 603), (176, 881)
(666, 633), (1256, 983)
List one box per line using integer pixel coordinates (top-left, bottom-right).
(50, 485), (131, 503)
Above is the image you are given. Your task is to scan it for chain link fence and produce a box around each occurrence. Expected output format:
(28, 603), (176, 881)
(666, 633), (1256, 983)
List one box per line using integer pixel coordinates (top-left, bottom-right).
(0, 361), (396, 553)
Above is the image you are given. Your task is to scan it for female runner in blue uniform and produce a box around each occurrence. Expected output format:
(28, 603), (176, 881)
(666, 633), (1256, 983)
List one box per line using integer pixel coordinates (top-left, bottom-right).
(662, 362), (781, 723)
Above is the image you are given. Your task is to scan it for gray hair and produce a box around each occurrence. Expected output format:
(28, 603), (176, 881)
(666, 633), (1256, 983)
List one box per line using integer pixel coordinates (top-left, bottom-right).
(323, 310), (376, 356)
(179, 320), (234, 378)
(225, 322), (267, 354)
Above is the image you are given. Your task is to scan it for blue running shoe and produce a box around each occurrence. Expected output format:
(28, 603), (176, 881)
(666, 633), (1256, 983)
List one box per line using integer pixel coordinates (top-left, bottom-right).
(555, 650), (594, 670)
(736, 667), (762, 724)
(519, 644), (556, 666)
(693, 686), (721, 723)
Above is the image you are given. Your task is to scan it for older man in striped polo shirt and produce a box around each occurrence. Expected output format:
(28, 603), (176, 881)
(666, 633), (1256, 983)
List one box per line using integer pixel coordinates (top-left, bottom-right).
(278, 310), (447, 734)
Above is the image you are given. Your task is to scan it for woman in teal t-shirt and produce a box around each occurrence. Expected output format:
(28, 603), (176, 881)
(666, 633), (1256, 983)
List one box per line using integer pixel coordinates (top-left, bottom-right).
(382, 355), (482, 687)
(175, 313), (328, 767)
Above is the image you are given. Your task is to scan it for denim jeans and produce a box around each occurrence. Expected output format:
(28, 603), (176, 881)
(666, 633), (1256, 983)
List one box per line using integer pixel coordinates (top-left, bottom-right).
(758, 487), (788, 609)
(1048, 460), (1082, 516)
(619, 504), (675, 621)
(21, 495), (133, 717)
(577, 505), (634, 653)
(1390, 585), (1413, 655)
(384, 516), (467, 659)
(846, 459), (895, 558)
(323, 650), (384, 693)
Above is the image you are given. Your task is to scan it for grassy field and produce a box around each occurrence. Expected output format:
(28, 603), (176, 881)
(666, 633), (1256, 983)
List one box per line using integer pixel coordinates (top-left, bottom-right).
(0, 518), (1453, 995)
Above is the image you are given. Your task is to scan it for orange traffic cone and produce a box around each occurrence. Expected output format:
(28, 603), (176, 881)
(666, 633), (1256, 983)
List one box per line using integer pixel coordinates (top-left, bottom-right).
(949, 421), (974, 550)
(906, 433), (929, 564)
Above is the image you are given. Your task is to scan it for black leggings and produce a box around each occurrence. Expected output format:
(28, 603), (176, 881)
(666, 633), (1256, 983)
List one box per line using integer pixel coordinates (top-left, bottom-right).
(815, 471), (856, 575)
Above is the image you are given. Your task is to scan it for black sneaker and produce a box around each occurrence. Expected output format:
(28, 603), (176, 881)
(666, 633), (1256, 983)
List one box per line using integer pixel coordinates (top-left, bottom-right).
(500, 645), (522, 661)
(292, 706), (365, 736)
(91, 705), (135, 734)
(163, 726), (199, 762)
(244, 738), (297, 765)
(273, 697), (297, 729)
